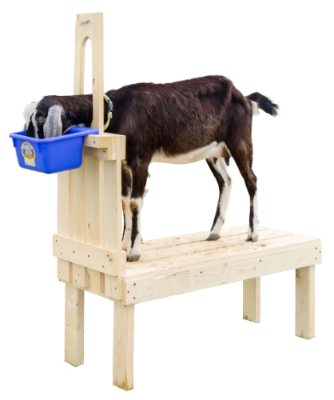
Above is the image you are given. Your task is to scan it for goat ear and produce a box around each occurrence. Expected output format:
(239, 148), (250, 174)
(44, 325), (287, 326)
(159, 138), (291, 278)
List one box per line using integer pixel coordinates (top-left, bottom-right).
(43, 105), (63, 138)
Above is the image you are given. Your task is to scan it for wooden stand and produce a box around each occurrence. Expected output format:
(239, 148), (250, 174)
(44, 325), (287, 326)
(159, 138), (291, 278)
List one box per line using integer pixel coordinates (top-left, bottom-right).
(54, 13), (322, 391)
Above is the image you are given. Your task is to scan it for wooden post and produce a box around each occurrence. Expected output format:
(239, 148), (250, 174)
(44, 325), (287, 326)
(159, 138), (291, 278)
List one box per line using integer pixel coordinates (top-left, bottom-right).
(243, 277), (261, 323)
(296, 266), (315, 339)
(58, 12), (125, 367)
(111, 302), (135, 391)
(65, 284), (84, 366)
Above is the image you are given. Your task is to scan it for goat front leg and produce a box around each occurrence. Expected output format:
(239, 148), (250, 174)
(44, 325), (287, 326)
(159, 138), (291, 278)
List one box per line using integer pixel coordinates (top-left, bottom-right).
(127, 162), (149, 262)
(122, 196), (132, 251)
(122, 180), (149, 253)
(121, 161), (133, 252)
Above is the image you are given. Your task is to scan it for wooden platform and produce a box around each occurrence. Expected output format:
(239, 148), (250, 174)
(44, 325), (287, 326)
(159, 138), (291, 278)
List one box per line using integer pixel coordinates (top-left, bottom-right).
(56, 225), (322, 306)
(123, 225), (322, 305)
(58, 224), (322, 391)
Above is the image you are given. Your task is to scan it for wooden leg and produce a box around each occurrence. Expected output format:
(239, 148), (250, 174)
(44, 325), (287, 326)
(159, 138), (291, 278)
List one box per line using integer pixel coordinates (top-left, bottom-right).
(113, 302), (134, 391)
(296, 266), (315, 339)
(65, 284), (84, 366)
(243, 277), (261, 323)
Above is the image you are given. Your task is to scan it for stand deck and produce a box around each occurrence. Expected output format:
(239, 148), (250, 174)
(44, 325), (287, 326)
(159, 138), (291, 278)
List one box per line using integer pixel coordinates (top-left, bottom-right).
(55, 224), (321, 390)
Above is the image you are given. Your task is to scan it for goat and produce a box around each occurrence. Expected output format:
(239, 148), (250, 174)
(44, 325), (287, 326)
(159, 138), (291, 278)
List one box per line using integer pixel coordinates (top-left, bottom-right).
(24, 75), (279, 261)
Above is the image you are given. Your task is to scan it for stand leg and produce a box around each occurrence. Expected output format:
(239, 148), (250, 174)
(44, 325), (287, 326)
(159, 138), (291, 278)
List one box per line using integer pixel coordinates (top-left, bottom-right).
(111, 302), (135, 391)
(243, 277), (261, 323)
(294, 265), (316, 340)
(65, 284), (84, 366)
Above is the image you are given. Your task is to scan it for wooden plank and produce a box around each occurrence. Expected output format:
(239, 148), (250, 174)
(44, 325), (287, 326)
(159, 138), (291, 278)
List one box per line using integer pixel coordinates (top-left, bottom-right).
(65, 284), (84, 366)
(113, 302), (134, 391)
(84, 133), (113, 148)
(243, 278), (261, 323)
(127, 233), (321, 279)
(103, 158), (126, 298)
(54, 235), (116, 275)
(57, 171), (72, 282)
(83, 146), (112, 160)
(83, 134), (126, 160)
(124, 239), (321, 305)
(74, 12), (104, 132)
(85, 154), (107, 295)
(138, 224), (268, 248)
(70, 165), (89, 287)
(130, 228), (292, 268)
(60, 280), (118, 302)
(296, 265), (315, 339)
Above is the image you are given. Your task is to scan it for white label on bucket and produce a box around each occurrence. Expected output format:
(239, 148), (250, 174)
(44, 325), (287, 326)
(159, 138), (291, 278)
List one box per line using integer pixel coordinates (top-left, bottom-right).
(21, 141), (36, 166)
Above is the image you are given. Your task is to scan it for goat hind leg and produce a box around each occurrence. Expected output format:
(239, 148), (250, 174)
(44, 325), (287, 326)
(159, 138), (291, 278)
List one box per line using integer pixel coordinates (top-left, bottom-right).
(206, 157), (232, 241)
(232, 147), (259, 242)
(246, 189), (259, 242)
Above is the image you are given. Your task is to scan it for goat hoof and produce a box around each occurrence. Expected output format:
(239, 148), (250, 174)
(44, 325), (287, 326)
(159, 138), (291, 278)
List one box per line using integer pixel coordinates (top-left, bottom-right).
(127, 254), (141, 262)
(246, 235), (258, 242)
(206, 233), (220, 241)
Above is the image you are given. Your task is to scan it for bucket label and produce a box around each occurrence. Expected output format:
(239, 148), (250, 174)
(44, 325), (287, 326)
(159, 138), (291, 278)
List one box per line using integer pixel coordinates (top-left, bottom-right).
(21, 141), (36, 166)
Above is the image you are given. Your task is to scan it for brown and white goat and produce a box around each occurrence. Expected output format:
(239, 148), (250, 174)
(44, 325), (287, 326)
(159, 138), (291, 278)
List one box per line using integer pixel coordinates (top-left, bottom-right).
(24, 75), (279, 261)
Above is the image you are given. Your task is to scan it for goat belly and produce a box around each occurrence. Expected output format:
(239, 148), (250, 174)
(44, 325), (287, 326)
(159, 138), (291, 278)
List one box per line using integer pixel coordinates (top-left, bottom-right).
(151, 142), (225, 165)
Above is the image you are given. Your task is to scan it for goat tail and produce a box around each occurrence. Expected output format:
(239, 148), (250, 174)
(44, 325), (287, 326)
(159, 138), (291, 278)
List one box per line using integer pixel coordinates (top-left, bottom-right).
(247, 92), (279, 117)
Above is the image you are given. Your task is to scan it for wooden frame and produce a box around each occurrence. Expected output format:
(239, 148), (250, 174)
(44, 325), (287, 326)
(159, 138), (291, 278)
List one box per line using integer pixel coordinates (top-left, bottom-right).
(58, 13), (126, 374)
(54, 12), (322, 391)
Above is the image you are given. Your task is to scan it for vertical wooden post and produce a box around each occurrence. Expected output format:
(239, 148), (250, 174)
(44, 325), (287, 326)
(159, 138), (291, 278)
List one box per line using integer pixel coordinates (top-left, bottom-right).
(113, 302), (135, 391)
(243, 277), (261, 323)
(65, 284), (84, 366)
(74, 12), (104, 131)
(296, 266), (315, 339)
(58, 12), (127, 377)
(61, 12), (106, 367)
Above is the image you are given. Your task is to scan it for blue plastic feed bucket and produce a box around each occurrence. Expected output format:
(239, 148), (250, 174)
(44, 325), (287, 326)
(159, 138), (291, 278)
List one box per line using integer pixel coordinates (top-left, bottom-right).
(9, 127), (99, 174)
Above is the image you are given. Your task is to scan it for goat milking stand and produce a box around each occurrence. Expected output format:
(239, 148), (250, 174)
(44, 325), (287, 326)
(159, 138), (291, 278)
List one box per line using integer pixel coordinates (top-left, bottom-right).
(54, 12), (322, 391)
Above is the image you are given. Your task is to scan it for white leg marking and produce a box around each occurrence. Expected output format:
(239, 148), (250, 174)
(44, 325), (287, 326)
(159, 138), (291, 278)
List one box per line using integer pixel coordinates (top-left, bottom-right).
(141, 187), (151, 243)
(122, 196), (132, 252)
(128, 197), (143, 259)
(247, 190), (259, 241)
(210, 158), (232, 236)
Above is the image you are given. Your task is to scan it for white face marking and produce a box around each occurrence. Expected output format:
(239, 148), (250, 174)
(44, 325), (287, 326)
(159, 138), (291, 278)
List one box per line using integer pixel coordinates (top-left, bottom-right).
(210, 158), (232, 236)
(23, 100), (40, 138)
(152, 142), (230, 164)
